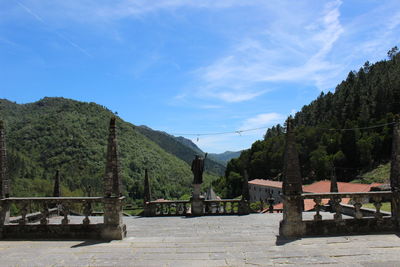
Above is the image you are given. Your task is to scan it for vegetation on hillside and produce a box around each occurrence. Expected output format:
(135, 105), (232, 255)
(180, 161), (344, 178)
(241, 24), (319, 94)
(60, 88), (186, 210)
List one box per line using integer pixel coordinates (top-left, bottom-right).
(136, 126), (226, 176)
(215, 47), (400, 198)
(0, 97), (219, 200)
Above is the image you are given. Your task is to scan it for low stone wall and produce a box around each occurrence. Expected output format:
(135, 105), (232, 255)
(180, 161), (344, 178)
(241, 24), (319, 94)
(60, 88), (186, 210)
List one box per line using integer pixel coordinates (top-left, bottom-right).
(0, 223), (127, 240)
(303, 217), (396, 236)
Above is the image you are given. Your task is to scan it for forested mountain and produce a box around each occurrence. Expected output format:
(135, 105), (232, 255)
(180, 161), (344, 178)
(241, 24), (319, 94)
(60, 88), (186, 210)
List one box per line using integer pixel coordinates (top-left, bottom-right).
(136, 126), (226, 176)
(209, 151), (242, 165)
(0, 97), (219, 200)
(215, 47), (400, 198)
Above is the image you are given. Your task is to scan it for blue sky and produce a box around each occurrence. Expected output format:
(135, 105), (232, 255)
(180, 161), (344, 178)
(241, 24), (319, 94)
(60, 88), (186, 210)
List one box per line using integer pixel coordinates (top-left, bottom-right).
(1, 0), (400, 153)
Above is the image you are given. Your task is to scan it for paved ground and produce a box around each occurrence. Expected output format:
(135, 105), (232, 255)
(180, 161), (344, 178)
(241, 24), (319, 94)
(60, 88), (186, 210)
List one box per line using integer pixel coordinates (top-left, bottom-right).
(1, 213), (400, 266)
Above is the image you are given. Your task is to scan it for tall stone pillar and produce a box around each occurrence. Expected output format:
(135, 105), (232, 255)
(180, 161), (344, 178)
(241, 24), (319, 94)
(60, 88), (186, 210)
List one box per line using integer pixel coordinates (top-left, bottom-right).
(239, 169), (250, 214)
(330, 173), (338, 193)
(143, 169), (155, 216)
(102, 117), (126, 240)
(390, 117), (400, 224)
(190, 155), (205, 216)
(279, 117), (305, 237)
(53, 170), (61, 197)
(0, 120), (10, 228)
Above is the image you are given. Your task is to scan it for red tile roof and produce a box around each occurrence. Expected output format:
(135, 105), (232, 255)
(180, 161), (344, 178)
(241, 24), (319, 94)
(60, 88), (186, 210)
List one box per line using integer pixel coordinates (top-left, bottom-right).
(270, 180), (383, 211)
(249, 179), (283, 189)
(303, 180), (382, 193)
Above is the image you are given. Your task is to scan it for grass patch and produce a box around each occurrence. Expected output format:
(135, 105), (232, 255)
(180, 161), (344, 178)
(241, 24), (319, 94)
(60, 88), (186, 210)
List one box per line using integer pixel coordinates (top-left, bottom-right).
(363, 202), (391, 212)
(352, 163), (390, 184)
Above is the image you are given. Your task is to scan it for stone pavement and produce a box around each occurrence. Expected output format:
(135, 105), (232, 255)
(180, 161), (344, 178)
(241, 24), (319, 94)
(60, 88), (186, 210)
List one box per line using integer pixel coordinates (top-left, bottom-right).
(1, 213), (400, 266)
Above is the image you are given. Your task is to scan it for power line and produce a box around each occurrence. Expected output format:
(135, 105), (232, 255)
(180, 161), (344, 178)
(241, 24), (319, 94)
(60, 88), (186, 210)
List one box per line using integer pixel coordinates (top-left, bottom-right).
(170, 121), (397, 138)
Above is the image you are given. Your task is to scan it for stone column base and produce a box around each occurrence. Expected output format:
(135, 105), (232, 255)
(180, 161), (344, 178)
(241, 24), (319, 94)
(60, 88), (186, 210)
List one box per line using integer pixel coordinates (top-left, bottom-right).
(101, 224), (127, 240)
(279, 220), (305, 238)
(191, 197), (204, 216)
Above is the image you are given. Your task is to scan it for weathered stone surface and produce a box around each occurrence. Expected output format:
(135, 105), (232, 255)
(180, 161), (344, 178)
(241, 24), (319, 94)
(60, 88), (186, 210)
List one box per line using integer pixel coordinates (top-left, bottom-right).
(104, 117), (122, 197)
(0, 120), (10, 199)
(53, 170), (61, 197)
(280, 117), (305, 237)
(1, 214), (400, 266)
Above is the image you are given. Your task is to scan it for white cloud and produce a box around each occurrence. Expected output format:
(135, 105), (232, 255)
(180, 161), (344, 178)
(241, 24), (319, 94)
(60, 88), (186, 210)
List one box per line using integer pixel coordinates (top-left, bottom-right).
(239, 113), (284, 131)
(191, 0), (345, 103)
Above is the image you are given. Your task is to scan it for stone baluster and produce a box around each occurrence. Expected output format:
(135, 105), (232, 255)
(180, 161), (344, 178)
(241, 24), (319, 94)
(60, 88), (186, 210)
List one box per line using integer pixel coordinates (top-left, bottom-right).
(40, 203), (49, 225)
(19, 202), (29, 225)
(313, 197), (322, 221)
(230, 202), (235, 214)
(268, 194), (275, 213)
(353, 197), (363, 219)
(373, 196), (383, 219)
(332, 196), (342, 221)
(61, 203), (70, 225)
(222, 202), (227, 214)
(83, 201), (92, 225)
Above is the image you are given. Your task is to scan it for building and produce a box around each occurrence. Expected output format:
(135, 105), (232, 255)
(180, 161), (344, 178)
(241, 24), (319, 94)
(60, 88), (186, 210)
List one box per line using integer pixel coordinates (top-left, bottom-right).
(248, 179), (283, 203)
(249, 178), (383, 211)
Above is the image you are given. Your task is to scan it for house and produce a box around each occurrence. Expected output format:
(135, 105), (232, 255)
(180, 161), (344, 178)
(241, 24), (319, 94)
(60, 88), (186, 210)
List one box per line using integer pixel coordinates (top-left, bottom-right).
(249, 178), (383, 212)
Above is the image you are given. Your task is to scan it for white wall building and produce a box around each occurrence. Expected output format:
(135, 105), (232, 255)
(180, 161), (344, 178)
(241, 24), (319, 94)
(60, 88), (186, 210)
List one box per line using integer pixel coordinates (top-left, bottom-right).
(248, 179), (283, 203)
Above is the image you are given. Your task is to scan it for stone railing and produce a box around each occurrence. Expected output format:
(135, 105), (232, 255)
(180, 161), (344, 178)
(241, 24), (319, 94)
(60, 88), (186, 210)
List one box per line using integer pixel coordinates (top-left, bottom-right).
(299, 191), (395, 235)
(144, 200), (191, 216)
(144, 199), (250, 216)
(0, 196), (126, 240)
(2, 197), (103, 225)
(204, 199), (243, 215)
(302, 191), (392, 221)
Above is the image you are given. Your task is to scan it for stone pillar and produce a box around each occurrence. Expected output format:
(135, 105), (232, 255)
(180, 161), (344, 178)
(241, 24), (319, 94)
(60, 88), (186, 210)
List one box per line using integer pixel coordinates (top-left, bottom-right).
(239, 169), (250, 214)
(143, 169), (155, 216)
(330, 173), (338, 193)
(390, 117), (400, 224)
(104, 117), (121, 197)
(191, 184), (204, 216)
(143, 169), (151, 204)
(0, 120), (10, 227)
(53, 170), (61, 197)
(102, 117), (126, 240)
(279, 117), (305, 237)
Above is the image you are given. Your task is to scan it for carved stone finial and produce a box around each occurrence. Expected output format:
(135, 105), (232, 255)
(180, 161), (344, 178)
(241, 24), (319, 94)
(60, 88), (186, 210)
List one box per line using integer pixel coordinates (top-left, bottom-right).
(53, 170), (61, 197)
(144, 169), (151, 203)
(104, 117), (122, 197)
(282, 117), (303, 196)
(330, 172), (338, 193)
(0, 120), (10, 199)
(242, 169), (250, 201)
(390, 117), (400, 191)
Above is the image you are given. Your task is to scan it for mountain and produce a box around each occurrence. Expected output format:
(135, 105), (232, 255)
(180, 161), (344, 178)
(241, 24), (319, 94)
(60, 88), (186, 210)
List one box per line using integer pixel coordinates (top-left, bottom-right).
(215, 47), (400, 198)
(209, 151), (242, 165)
(136, 126), (225, 176)
(0, 97), (219, 200)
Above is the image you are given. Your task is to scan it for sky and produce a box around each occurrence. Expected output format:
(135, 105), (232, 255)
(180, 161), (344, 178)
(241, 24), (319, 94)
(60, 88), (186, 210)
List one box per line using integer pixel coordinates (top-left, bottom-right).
(1, 0), (400, 153)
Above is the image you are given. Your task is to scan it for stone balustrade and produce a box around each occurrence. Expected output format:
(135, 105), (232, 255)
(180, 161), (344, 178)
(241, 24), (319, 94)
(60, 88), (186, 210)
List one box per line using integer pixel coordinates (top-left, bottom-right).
(145, 200), (191, 216)
(302, 191), (392, 221)
(144, 199), (250, 216)
(204, 199), (242, 215)
(0, 196), (126, 240)
(1, 197), (104, 226)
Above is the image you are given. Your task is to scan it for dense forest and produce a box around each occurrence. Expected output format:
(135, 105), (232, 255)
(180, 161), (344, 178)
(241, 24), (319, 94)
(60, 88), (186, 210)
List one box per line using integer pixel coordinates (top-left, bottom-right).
(215, 47), (400, 198)
(0, 98), (221, 200)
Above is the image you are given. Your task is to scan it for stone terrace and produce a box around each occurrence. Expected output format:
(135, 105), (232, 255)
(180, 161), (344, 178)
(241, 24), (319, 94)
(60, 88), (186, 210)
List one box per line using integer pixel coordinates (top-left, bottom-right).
(1, 213), (400, 266)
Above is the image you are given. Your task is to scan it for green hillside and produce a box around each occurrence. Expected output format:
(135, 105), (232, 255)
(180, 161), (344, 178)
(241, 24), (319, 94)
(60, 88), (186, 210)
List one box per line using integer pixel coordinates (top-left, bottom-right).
(137, 126), (226, 176)
(216, 47), (400, 198)
(0, 97), (218, 200)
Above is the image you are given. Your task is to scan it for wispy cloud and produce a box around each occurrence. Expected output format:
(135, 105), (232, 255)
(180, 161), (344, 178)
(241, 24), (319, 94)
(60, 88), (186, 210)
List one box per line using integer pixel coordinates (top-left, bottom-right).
(239, 113), (284, 131)
(14, 0), (91, 57)
(192, 0), (345, 103)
